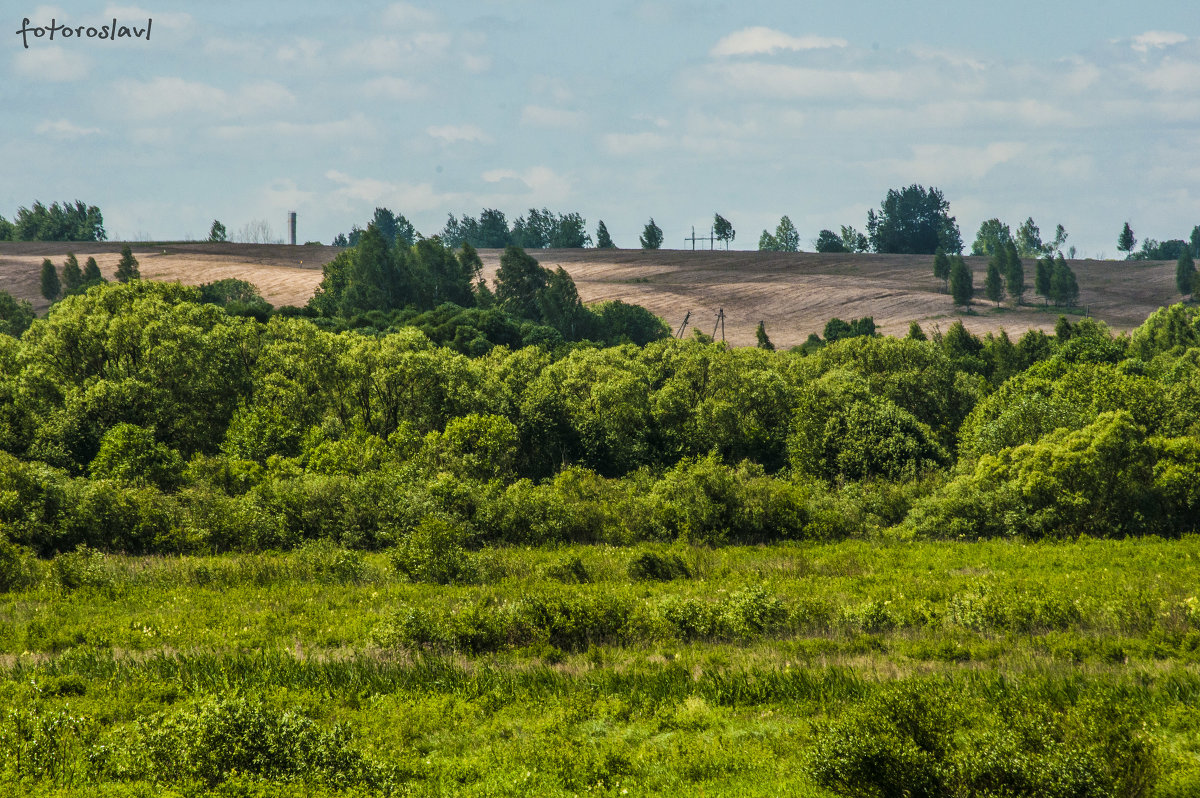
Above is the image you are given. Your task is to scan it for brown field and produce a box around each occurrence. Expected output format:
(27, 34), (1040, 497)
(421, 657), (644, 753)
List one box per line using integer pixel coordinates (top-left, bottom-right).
(0, 242), (1180, 349)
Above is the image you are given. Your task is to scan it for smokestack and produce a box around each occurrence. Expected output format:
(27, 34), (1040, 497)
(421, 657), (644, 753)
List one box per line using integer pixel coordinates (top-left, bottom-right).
(288, 212), (297, 246)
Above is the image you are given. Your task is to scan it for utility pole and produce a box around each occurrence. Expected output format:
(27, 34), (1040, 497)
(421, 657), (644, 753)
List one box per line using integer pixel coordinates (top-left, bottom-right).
(675, 310), (691, 339)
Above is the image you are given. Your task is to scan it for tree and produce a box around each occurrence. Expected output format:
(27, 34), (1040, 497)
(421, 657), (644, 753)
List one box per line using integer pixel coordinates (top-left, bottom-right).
(758, 230), (778, 251)
(713, 214), (735, 249)
(12, 199), (105, 241)
(1035, 257), (1053, 305)
(815, 229), (848, 253)
(840, 225), (869, 253)
(82, 256), (103, 285)
(495, 245), (550, 320)
(208, 220), (227, 242)
(640, 218), (663, 250)
(773, 216), (800, 252)
(1004, 241), (1025, 305)
(114, 244), (140, 283)
(985, 258), (1005, 306)
(932, 248), (950, 289)
(550, 212), (591, 248)
(971, 218), (1012, 256)
(1191, 225), (1200, 258)
(596, 221), (615, 249)
(949, 255), (973, 307)
(0, 290), (34, 337)
(755, 321), (775, 351)
(1049, 224), (1068, 255)
(40, 258), (61, 301)
(477, 209), (512, 248)
(61, 253), (83, 294)
(1177, 248), (1197, 299)
(1014, 217), (1044, 258)
(511, 208), (555, 248)
(370, 207), (417, 247)
(867, 185), (962, 254)
(1051, 254), (1078, 307)
(1118, 222), (1136, 258)
(906, 321), (927, 341)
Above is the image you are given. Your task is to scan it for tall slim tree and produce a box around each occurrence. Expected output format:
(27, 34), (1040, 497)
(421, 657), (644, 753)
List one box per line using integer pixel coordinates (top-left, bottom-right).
(1190, 225), (1200, 258)
(773, 216), (800, 252)
(713, 214), (735, 249)
(1118, 222), (1136, 258)
(61, 252), (83, 294)
(82, 256), (103, 285)
(758, 230), (778, 251)
(949, 255), (973, 307)
(496, 245), (550, 320)
(40, 258), (61, 301)
(985, 258), (1005, 306)
(208, 220), (227, 242)
(115, 244), (139, 282)
(755, 320), (775, 351)
(596, 221), (615, 249)
(1177, 248), (1197, 299)
(640, 218), (663, 250)
(932, 248), (950, 290)
(1035, 257), (1053, 305)
(1051, 254), (1078, 307)
(1004, 241), (1025, 305)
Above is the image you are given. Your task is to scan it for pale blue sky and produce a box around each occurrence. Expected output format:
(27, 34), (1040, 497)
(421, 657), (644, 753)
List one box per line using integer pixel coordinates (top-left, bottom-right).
(3, 1), (1198, 255)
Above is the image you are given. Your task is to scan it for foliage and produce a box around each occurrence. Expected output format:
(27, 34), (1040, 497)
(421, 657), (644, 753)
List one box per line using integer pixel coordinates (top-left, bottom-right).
(949, 255), (973, 306)
(596, 219), (616, 249)
(40, 259), (61, 302)
(1119, 221), (1137, 256)
(759, 216), (799, 252)
(207, 220), (227, 242)
(868, 185), (962, 254)
(114, 245), (139, 283)
(713, 214), (735, 248)
(815, 229), (847, 253)
(640, 218), (664, 250)
(1176, 248), (1196, 297)
(9, 200), (106, 241)
(971, 218), (1012, 256)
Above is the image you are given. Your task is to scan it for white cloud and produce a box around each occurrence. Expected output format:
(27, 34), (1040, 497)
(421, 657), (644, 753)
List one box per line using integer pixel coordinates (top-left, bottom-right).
(13, 45), (89, 81)
(211, 114), (377, 143)
(114, 77), (295, 119)
(324, 170), (452, 213)
(480, 166), (572, 203)
(705, 61), (919, 101)
(427, 124), (490, 143)
(35, 119), (101, 139)
(276, 38), (323, 64)
(1139, 59), (1200, 93)
(877, 142), (1027, 183)
(602, 131), (671, 156)
(382, 3), (438, 28)
(1131, 31), (1187, 53)
(342, 33), (451, 69)
(521, 105), (584, 128)
(711, 27), (847, 57)
(361, 75), (427, 100)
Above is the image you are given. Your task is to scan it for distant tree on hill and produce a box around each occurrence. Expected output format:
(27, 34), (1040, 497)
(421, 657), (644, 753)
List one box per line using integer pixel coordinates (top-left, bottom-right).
(759, 216), (799, 252)
(1049, 223), (1068, 255)
(1050, 254), (1078, 307)
(932, 248), (950, 290)
(713, 214), (735, 249)
(866, 184), (962, 254)
(61, 253), (83, 294)
(0, 215), (13, 241)
(551, 212), (591, 248)
(815, 229), (848, 253)
(906, 321), (927, 341)
(1035, 257), (1053, 305)
(82, 256), (104, 286)
(1131, 238), (1189, 261)
(971, 218), (1013, 256)
(40, 258), (61, 301)
(755, 320), (775, 351)
(758, 230), (777, 251)
(1005, 241), (1025, 305)
(1118, 222), (1136, 258)
(840, 225), (869, 253)
(208, 220), (227, 242)
(496, 245), (551, 320)
(949, 255), (973, 307)
(640, 218), (663, 250)
(1191, 225), (1200, 258)
(985, 257), (1005, 306)
(12, 200), (106, 241)
(115, 245), (139, 283)
(1015, 217), (1044, 259)
(596, 221), (615, 249)
(1177, 248), (1197, 299)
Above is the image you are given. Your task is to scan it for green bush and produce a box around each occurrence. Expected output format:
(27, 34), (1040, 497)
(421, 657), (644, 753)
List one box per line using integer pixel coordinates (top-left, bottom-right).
(390, 516), (478, 585)
(627, 550), (691, 581)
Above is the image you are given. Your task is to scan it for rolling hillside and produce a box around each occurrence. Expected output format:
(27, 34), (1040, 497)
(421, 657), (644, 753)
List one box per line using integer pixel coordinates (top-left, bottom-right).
(0, 242), (1181, 348)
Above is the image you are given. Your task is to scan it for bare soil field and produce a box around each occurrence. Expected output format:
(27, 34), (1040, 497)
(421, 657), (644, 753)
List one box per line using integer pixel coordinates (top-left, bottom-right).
(0, 242), (1180, 349)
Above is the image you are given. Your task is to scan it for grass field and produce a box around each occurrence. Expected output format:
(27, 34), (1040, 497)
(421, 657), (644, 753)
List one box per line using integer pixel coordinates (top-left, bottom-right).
(3, 538), (1200, 796)
(0, 242), (1182, 348)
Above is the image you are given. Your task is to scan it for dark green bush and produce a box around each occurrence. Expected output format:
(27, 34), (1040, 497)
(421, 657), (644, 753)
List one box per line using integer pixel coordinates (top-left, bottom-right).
(627, 550), (690, 581)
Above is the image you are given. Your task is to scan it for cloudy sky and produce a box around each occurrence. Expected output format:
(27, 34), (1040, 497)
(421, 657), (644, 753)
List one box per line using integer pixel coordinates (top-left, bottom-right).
(4, 1), (1198, 255)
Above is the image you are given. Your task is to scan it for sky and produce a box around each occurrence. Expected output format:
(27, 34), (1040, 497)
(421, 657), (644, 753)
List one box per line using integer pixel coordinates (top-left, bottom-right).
(3, 1), (1198, 256)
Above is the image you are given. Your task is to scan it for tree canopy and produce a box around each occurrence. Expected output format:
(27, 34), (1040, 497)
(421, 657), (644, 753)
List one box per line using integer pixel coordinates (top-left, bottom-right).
(867, 185), (962, 255)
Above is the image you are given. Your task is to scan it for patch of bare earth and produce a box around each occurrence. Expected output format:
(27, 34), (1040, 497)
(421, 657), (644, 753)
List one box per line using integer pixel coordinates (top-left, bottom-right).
(1, 243), (1179, 348)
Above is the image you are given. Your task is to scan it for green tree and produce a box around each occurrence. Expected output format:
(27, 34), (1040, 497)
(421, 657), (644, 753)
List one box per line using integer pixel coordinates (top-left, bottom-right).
(949, 255), (973, 307)
(1118, 222), (1136, 258)
(772, 216), (800, 252)
(208, 220), (227, 242)
(971, 218), (1012, 256)
(61, 253), (83, 294)
(82, 256), (103, 285)
(1035, 257), (1053, 305)
(0, 214), (13, 241)
(815, 229), (847, 253)
(1049, 223), (1068, 255)
(0, 290), (34, 337)
(932, 248), (950, 289)
(840, 225), (869, 253)
(867, 185), (962, 254)
(550, 212), (591, 248)
(1014, 217), (1043, 258)
(713, 214), (735, 249)
(1051, 254), (1079, 307)
(596, 220), (615, 249)
(40, 258), (61, 301)
(496, 245), (551, 321)
(985, 257), (1005, 306)
(115, 244), (139, 282)
(755, 321), (775, 351)
(906, 321), (927, 341)
(757, 230), (778, 251)
(1004, 241), (1025, 305)
(1191, 224), (1200, 257)
(12, 199), (106, 241)
(1177, 247), (1197, 299)
(640, 218), (663, 249)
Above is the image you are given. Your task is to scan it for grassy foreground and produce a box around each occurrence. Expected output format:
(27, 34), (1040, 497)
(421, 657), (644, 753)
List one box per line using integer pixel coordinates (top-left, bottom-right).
(3, 538), (1200, 796)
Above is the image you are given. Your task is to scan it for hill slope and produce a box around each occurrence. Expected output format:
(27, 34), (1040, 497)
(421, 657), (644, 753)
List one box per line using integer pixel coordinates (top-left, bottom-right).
(0, 242), (1180, 348)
